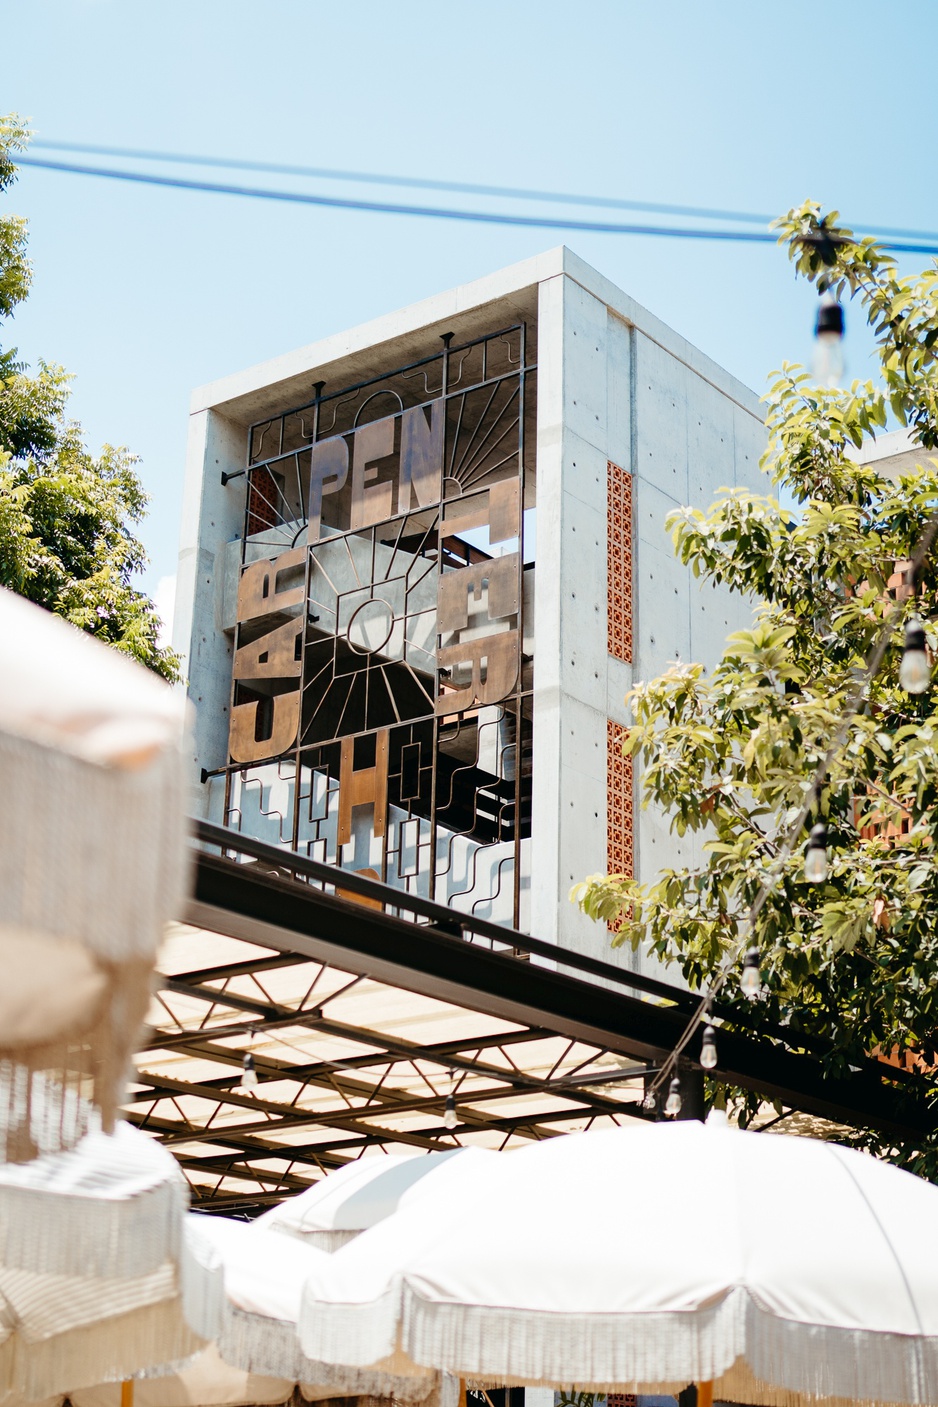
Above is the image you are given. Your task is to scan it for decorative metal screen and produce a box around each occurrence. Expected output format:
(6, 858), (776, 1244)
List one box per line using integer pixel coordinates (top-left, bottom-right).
(221, 325), (536, 927)
(607, 718), (634, 897)
(607, 459), (633, 664)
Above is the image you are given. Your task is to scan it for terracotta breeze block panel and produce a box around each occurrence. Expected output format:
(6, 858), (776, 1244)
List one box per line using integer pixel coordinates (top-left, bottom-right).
(607, 719), (634, 930)
(607, 719), (634, 880)
(607, 459), (633, 664)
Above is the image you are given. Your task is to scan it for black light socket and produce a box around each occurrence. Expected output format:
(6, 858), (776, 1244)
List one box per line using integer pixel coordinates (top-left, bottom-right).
(905, 620), (927, 653)
(816, 302), (845, 337)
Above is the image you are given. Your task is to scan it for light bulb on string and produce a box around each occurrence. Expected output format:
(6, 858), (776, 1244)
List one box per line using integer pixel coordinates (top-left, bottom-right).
(900, 620), (931, 694)
(665, 1077), (682, 1117)
(803, 823), (829, 885)
(814, 293), (845, 386)
(700, 1023), (718, 1071)
(239, 1052), (258, 1092)
(740, 947), (763, 1002)
(642, 1088), (657, 1113)
(443, 1094), (458, 1131)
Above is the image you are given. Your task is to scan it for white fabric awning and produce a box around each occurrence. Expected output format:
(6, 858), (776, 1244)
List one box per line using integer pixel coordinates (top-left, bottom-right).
(0, 1122), (224, 1400)
(257, 1148), (492, 1250)
(191, 1213), (452, 1404)
(0, 1211), (223, 1402)
(298, 1121), (938, 1404)
(0, 1120), (188, 1279)
(0, 588), (189, 1160)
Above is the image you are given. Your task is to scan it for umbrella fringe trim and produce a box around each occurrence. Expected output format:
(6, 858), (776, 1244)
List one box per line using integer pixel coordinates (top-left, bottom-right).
(221, 1305), (438, 1403)
(400, 1286), (744, 1387)
(181, 1226), (228, 1344)
(0, 1297), (206, 1400)
(0, 1167), (187, 1279)
(298, 1284), (403, 1370)
(389, 1288), (938, 1404)
(270, 1226), (360, 1254)
(746, 1299), (938, 1405)
(0, 733), (189, 1159)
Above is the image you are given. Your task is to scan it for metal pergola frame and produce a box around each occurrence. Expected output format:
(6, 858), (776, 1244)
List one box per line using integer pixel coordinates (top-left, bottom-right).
(129, 821), (932, 1215)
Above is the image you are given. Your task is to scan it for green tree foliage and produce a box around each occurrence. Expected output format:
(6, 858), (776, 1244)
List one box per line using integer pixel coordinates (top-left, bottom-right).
(0, 114), (180, 681)
(573, 203), (938, 1172)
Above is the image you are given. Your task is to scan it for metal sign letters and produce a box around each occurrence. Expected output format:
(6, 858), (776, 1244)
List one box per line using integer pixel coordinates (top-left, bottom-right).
(223, 324), (534, 925)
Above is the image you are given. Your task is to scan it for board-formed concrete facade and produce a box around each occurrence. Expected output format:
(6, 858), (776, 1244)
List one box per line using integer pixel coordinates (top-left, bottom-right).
(174, 246), (765, 969)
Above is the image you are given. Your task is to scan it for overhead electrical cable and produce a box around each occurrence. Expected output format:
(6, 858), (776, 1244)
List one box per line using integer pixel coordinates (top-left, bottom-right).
(15, 155), (938, 255)
(30, 138), (938, 245)
(31, 137), (777, 226)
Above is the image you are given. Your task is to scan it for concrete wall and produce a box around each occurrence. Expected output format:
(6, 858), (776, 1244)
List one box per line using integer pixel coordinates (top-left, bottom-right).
(530, 263), (765, 970)
(173, 408), (247, 818)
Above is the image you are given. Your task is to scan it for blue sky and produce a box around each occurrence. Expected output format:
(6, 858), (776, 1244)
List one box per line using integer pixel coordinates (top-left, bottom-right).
(5, 0), (938, 624)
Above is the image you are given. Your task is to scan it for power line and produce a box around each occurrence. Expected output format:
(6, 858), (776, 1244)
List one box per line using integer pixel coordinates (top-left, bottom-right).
(16, 155), (938, 255)
(15, 155), (781, 242)
(30, 139), (938, 247)
(31, 137), (776, 227)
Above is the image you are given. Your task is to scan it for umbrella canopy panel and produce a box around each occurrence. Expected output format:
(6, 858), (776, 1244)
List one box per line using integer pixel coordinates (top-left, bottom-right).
(297, 1121), (938, 1406)
(256, 1148), (485, 1249)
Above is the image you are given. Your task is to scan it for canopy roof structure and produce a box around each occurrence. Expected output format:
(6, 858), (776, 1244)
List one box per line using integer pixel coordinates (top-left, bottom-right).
(127, 823), (932, 1216)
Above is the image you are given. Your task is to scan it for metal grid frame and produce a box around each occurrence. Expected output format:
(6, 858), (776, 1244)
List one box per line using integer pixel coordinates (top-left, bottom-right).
(127, 822), (934, 1216)
(218, 322), (537, 928)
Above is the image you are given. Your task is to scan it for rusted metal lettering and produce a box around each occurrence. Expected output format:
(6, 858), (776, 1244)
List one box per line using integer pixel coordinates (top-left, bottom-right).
(439, 478), (520, 545)
(337, 728), (390, 846)
(349, 419), (396, 531)
(308, 437), (349, 543)
(237, 546), (306, 623)
(231, 547), (306, 763)
(229, 691), (300, 764)
(437, 553), (520, 633)
(437, 632), (521, 714)
(232, 618), (303, 681)
(397, 402), (444, 513)
(436, 552), (521, 712)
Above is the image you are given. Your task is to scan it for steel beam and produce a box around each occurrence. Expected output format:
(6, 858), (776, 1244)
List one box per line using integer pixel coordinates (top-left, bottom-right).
(188, 850), (933, 1140)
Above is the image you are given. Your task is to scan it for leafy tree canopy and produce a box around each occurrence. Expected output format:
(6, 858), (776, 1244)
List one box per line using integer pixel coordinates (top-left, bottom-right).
(0, 114), (179, 681)
(573, 203), (938, 1173)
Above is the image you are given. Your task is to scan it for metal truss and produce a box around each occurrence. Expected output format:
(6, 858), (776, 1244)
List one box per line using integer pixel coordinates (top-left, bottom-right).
(129, 821), (934, 1216)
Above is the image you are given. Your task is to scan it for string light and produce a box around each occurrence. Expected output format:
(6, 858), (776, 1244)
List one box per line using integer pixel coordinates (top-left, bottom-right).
(639, 427), (938, 1115)
(443, 1093), (458, 1130)
(900, 619), (931, 694)
(814, 293), (845, 386)
(740, 948), (763, 1002)
(642, 1088), (657, 1112)
(239, 1052), (258, 1092)
(700, 1023), (718, 1070)
(665, 1077), (683, 1117)
(803, 823), (829, 884)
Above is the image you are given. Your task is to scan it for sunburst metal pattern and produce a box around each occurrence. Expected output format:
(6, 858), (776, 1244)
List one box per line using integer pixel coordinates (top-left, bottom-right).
(221, 324), (536, 927)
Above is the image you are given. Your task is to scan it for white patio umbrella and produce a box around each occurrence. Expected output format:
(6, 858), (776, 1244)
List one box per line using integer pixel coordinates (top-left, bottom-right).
(191, 1214), (455, 1407)
(0, 1122), (225, 1401)
(0, 1118), (190, 1279)
(0, 1204), (223, 1403)
(298, 1121), (938, 1406)
(258, 1148), (493, 1250)
(0, 587), (188, 1161)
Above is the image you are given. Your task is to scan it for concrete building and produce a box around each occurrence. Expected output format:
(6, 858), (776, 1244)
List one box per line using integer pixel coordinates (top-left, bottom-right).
(853, 426), (929, 479)
(173, 246), (765, 968)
